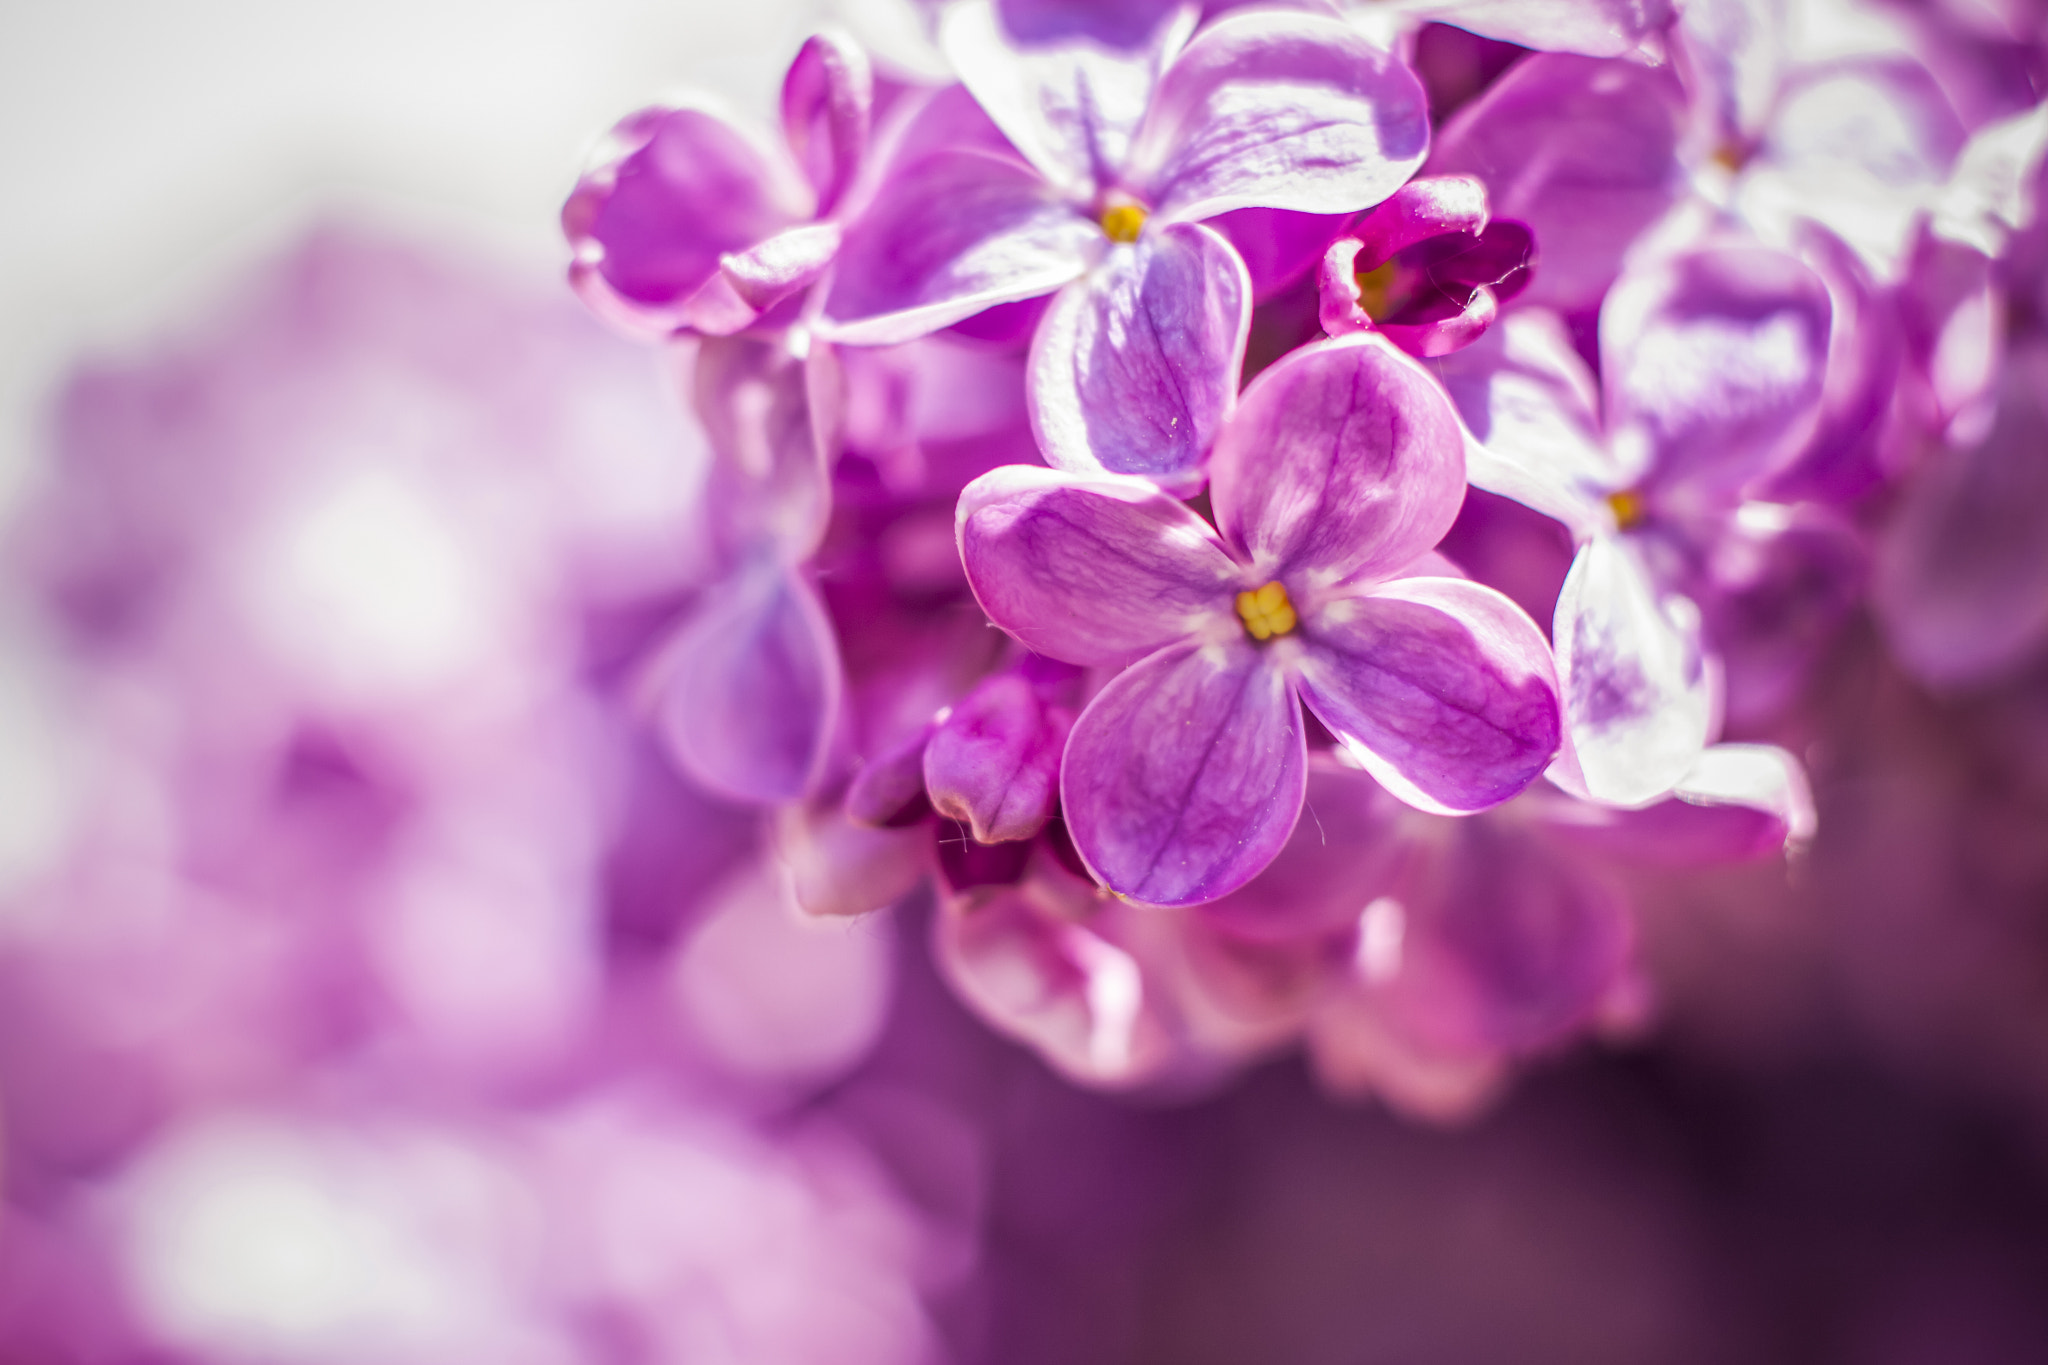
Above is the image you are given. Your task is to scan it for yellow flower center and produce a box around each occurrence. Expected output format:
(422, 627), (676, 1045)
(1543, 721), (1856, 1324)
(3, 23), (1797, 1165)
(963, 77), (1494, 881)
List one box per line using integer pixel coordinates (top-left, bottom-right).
(1606, 488), (1646, 531)
(1099, 202), (1148, 244)
(1710, 142), (1749, 174)
(1235, 581), (1298, 641)
(1354, 259), (1400, 320)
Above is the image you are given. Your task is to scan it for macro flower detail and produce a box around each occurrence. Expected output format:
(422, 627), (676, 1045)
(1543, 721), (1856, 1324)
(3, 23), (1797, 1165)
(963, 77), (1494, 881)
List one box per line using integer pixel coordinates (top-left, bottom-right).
(958, 333), (1562, 906)
(563, 31), (874, 338)
(823, 6), (1430, 489)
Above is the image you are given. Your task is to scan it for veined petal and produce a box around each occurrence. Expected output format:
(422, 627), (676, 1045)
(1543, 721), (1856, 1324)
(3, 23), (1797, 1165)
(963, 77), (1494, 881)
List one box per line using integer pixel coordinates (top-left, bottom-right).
(819, 149), (1098, 345)
(1062, 640), (1307, 906)
(1029, 222), (1251, 490)
(1431, 308), (1616, 535)
(563, 104), (810, 337)
(957, 464), (1240, 667)
(649, 566), (843, 806)
(1602, 243), (1832, 501)
(1295, 577), (1562, 815)
(1548, 535), (1713, 807)
(1209, 333), (1466, 586)
(940, 0), (1196, 192)
(1350, 174), (1491, 266)
(1131, 11), (1430, 223)
(780, 29), (874, 215)
(719, 220), (843, 312)
(1427, 53), (1685, 313)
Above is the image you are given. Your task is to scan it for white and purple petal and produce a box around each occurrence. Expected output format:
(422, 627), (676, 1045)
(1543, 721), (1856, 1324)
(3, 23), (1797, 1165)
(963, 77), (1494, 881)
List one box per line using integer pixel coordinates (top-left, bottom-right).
(1293, 577), (1562, 815)
(1129, 11), (1430, 223)
(1602, 243), (1833, 501)
(1209, 333), (1466, 586)
(957, 464), (1241, 667)
(1548, 534), (1714, 807)
(1062, 640), (1307, 907)
(819, 149), (1098, 344)
(1029, 221), (1251, 491)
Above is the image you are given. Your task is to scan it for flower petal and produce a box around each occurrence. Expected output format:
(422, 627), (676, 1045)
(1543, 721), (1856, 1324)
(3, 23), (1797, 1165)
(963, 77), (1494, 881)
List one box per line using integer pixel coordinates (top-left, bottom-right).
(1062, 640), (1307, 906)
(563, 104), (810, 338)
(1029, 221), (1251, 490)
(1209, 333), (1466, 586)
(1547, 535), (1714, 807)
(650, 566), (843, 806)
(1430, 308), (1616, 535)
(1130, 11), (1430, 222)
(924, 671), (1076, 843)
(1554, 742), (1814, 865)
(1390, 0), (1676, 59)
(1602, 243), (1833, 501)
(819, 148), (1098, 345)
(1427, 53), (1685, 313)
(719, 220), (843, 312)
(939, 0), (1195, 191)
(780, 30), (873, 215)
(693, 336), (830, 565)
(1295, 577), (1562, 815)
(957, 464), (1240, 667)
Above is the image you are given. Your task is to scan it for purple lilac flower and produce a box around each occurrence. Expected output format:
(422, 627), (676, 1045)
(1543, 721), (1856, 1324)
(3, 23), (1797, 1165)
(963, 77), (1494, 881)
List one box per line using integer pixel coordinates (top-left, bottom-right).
(1437, 239), (1833, 803)
(958, 333), (1562, 906)
(1316, 173), (1534, 356)
(1339, 0), (1676, 60)
(564, 32), (876, 338)
(822, 6), (1431, 489)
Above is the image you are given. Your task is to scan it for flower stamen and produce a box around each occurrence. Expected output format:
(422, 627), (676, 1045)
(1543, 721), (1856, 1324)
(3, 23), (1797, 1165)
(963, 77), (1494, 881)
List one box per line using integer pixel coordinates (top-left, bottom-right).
(1355, 260), (1400, 320)
(1607, 488), (1646, 531)
(1099, 203), (1148, 244)
(1235, 581), (1298, 641)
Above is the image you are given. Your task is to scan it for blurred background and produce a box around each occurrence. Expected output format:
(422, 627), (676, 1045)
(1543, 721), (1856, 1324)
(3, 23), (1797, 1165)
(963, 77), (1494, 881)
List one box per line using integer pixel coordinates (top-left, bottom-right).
(4, 3), (2048, 1363)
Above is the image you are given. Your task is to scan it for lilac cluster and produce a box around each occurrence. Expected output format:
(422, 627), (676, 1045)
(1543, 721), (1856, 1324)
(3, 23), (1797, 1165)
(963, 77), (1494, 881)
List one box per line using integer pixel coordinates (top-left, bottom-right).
(544, 0), (2048, 1112)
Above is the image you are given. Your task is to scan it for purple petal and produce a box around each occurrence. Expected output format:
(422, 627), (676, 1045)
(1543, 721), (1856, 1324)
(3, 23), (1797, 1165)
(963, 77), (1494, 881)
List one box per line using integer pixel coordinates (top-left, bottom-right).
(693, 336), (830, 565)
(1294, 577), (1562, 814)
(1197, 758), (1408, 942)
(1400, 0), (1676, 59)
(1209, 333), (1466, 586)
(845, 722), (936, 827)
(1208, 206), (1356, 299)
(563, 105), (810, 337)
(924, 671), (1076, 842)
(719, 220), (842, 312)
(1548, 535), (1713, 807)
(1427, 53), (1685, 313)
(1602, 243), (1833, 501)
(1350, 174), (1490, 265)
(957, 464), (1240, 668)
(1029, 221), (1251, 490)
(1376, 284), (1498, 359)
(776, 801), (929, 918)
(1062, 640), (1307, 906)
(940, 0), (1194, 191)
(819, 149), (1097, 345)
(1876, 341), (2048, 689)
(781, 31), (873, 215)
(650, 567), (843, 806)
(1130, 11), (1430, 222)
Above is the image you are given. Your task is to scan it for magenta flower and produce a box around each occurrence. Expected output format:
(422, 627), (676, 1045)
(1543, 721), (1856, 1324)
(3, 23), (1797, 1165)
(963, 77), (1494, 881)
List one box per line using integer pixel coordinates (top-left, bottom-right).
(1316, 174), (1533, 357)
(957, 333), (1562, 906)
(564, 32), (873, 338)
(822, 6), (1430, 489)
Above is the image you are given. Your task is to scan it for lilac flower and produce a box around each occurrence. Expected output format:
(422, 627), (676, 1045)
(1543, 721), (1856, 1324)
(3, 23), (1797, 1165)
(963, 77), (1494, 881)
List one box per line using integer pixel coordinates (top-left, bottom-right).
(822, 6), (1431, 488)
(958, 333), (1562, 906)
(1437, 241), (1832, 803)
(564, 32), (874, 338)
(1339, 0), (1676, 60)
(1316, 173), (1533, 357)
